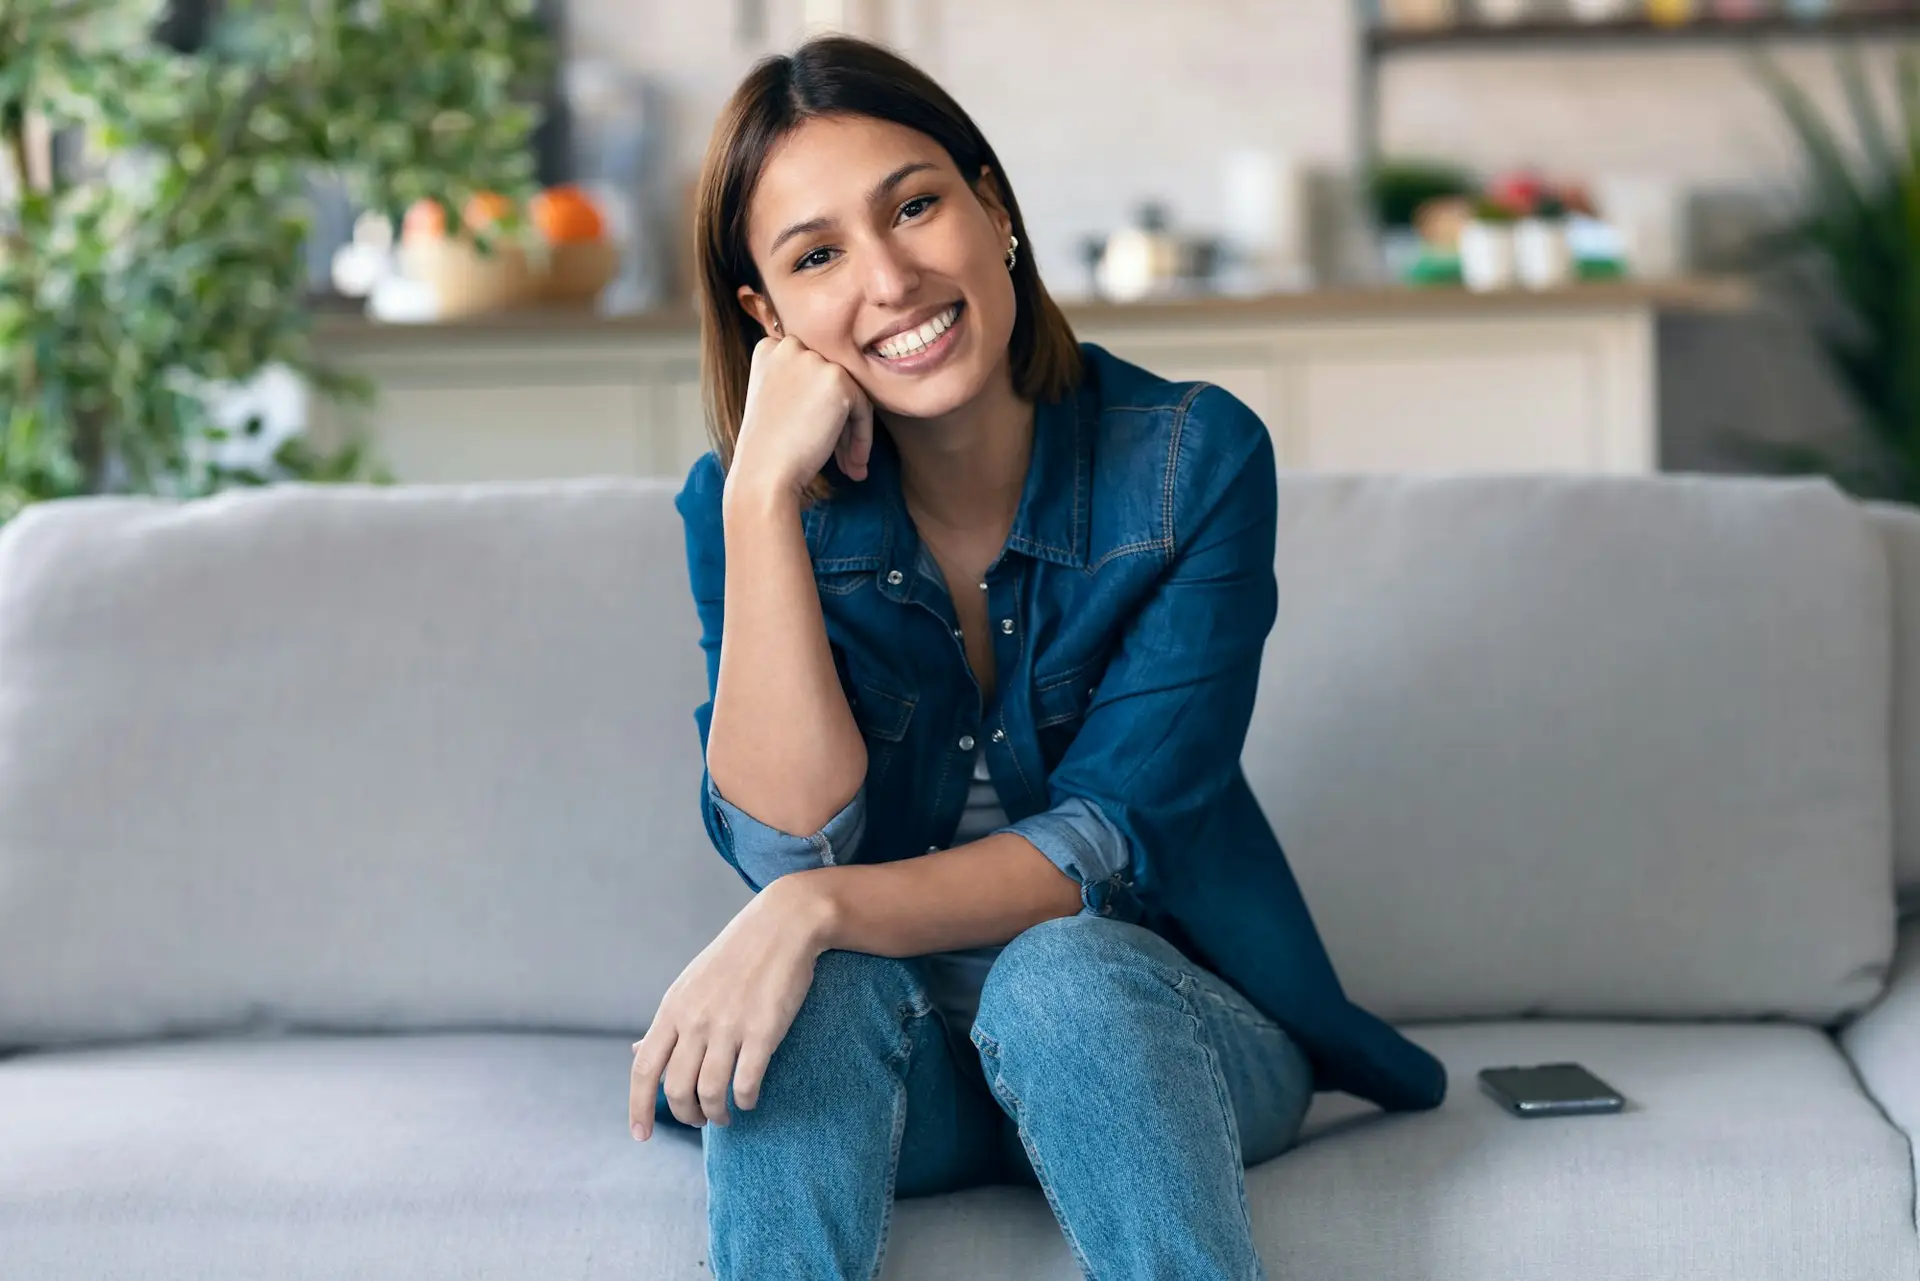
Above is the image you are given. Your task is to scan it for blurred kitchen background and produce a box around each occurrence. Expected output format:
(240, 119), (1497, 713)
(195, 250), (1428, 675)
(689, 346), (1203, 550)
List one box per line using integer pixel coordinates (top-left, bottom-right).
(5, 0), (1918, 508)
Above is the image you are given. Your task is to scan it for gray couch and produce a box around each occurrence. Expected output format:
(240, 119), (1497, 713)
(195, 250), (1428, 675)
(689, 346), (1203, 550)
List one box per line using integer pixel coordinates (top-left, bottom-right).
(1, 469), (1915, 1280)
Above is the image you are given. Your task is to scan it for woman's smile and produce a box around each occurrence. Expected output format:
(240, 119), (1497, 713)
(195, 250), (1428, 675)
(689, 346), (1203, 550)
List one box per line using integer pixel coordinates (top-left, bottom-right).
(866, 300), (965, 374)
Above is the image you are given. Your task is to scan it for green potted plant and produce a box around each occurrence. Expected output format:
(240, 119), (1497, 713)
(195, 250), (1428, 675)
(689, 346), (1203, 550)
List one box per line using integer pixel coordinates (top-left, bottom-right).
(1747, 46), (1919, 501)
(0, 0), (550, 522)
(1368, 158), (1474, 281)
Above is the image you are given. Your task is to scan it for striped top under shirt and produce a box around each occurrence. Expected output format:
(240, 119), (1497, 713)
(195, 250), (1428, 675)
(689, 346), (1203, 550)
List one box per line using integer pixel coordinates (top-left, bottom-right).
(917, 746), (1008, 1030)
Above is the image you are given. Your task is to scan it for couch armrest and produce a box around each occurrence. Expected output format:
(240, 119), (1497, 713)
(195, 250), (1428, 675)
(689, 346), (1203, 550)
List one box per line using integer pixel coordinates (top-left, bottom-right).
(1842, 917), (1920, 1223)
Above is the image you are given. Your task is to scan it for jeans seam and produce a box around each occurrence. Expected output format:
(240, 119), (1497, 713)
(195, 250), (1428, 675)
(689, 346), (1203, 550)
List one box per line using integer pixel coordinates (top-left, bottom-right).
(1171, 972), (1262, 1256)
(969, 1027), (1103, 1281)
(867, 998), (930, 1281)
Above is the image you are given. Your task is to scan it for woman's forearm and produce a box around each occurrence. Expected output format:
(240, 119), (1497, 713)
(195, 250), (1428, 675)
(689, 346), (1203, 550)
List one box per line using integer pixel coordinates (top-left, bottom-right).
(706, 478), (868, 837)
(789, 833), (1083, 957)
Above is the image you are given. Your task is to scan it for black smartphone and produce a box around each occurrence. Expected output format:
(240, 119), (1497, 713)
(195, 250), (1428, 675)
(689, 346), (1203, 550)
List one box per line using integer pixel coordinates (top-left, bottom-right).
(1478, 1062), (1626, 1118)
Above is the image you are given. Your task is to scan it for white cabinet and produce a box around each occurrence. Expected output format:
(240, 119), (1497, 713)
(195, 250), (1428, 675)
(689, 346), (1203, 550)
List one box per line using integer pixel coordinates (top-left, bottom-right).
(310, 323), (712, 485)
(1077, 303), (1658, 477)
(312, 285), (1723, 484)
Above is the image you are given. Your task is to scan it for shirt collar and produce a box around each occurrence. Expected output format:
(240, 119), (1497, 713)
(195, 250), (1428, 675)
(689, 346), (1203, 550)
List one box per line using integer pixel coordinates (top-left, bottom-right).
(804, 378), (1095, 579)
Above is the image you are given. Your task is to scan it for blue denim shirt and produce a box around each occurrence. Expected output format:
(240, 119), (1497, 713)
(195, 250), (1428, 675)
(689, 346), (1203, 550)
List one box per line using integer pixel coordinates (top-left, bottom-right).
(676, 342), (1447, 1113)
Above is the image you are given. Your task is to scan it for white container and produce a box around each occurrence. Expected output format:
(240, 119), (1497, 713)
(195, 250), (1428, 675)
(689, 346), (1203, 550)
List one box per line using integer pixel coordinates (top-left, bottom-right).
(1514, 217), (1575, 290)
(1220, 149), (1313, 293)
(1567, 0), (1632, 17)
(1459, 220), (1517, 292)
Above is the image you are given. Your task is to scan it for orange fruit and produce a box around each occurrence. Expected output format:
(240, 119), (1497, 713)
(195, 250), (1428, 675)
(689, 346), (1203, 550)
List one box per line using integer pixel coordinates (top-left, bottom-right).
(402, 193), (519, 242)
(463, 191), (515, 232)
(531, 186), (605, 245)
(402, 199), (447, 241)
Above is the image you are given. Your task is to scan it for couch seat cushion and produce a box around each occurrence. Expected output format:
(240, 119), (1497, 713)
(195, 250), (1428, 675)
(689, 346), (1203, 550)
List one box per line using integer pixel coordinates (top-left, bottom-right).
(0, 1024), (1911, 1280)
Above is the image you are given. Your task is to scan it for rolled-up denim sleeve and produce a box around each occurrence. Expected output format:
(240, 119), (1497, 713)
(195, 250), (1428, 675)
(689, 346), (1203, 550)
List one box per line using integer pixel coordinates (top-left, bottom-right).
(706, 770), (868, 891)
(678, 453), (870, 893)
(993, 796), (1131, 913)
(1013, 385), (1278, 924)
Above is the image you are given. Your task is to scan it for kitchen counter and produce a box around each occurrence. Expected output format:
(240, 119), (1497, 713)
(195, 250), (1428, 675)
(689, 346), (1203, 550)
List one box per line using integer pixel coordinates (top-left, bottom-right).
(307, 279), (1750, 484)
(312, 278), (1750, 350)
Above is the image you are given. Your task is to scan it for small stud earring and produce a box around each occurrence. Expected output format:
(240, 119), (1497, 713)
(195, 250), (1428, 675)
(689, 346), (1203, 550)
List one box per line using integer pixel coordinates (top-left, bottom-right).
(772, 320), (783, 336)
(1005, 234), (1019, 272)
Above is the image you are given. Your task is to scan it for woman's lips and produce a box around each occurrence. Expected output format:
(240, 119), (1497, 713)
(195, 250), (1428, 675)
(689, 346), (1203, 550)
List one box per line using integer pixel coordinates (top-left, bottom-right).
(867, 301), (965, 374)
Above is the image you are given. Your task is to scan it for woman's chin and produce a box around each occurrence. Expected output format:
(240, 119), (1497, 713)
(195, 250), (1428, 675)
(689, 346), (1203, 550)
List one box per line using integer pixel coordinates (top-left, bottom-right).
(865, 361), (991, 422)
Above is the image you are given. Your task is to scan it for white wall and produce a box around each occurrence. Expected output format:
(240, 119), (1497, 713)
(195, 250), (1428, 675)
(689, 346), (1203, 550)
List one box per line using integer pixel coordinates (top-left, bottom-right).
(567, 0), (1908, 292)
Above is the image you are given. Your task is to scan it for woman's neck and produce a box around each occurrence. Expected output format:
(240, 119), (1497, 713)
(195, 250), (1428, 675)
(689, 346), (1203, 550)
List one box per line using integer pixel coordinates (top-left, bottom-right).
(884, 361), (1033, 540)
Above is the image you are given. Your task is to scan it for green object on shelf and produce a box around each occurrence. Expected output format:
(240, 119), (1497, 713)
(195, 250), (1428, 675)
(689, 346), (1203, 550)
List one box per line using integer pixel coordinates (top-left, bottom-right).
(1575, 257), (1627, 281)
(1368, 159), (1475, 229)
(1404, 252), (1465, 286)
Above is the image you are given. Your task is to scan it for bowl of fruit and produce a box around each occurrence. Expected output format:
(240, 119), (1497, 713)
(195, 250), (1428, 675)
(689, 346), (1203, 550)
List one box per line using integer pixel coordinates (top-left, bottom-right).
(532, 186), (619, 306)
(401, 186), (616, 318)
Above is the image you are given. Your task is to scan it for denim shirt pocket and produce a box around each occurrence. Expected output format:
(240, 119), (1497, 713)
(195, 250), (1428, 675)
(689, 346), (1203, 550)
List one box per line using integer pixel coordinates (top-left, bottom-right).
(850, 681), (915, 789)
(1033, 659), (1099, 768)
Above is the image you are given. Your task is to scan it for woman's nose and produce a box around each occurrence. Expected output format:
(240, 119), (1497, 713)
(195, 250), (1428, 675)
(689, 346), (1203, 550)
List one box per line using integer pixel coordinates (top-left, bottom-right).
(861, 237), (920, 306)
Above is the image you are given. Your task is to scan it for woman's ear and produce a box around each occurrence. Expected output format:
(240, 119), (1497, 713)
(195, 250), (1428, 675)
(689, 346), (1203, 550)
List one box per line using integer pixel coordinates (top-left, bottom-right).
(736, 286), (782, 339)
(973, 165), (1012, 240)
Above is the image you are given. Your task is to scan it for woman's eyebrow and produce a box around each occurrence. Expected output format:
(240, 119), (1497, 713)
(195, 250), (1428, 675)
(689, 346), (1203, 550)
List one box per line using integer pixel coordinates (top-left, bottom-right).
(767, 161), (941, 255)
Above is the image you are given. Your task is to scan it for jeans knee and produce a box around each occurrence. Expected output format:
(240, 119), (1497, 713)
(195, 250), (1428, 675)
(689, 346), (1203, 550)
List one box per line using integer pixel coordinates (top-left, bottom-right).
(972, 916), (1173, 1055)
(782, 949), (928, 1060)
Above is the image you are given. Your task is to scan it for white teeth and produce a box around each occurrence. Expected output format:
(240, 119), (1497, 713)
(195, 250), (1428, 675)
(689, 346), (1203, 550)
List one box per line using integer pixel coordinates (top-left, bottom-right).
(874, 305), (958, 359)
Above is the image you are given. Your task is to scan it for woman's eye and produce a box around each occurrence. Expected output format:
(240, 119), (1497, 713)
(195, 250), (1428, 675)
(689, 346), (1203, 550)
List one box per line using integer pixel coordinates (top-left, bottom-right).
(897, 195), (937, 222)
(794, 246), (835, 271)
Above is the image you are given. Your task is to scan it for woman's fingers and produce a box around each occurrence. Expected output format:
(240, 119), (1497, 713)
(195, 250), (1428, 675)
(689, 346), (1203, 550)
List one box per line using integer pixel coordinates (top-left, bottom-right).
(731, 1034), (776, 1113)
(842, 376), (874, 481)
(834, 419), (856, 480)
(697, 1035), (742, 1126)
(661, 1032), (711, 1128)
(628, 1025), (674, 1142)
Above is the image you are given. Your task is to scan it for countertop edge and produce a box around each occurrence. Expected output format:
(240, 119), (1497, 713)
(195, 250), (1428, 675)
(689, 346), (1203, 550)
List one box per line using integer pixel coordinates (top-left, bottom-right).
(311, 278), (1754, 349)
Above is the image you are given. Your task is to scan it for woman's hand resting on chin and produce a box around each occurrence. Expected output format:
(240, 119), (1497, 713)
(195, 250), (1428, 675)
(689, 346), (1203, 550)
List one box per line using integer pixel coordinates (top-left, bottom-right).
(725, 334), (875, 503)
(629, 873), (835, 1139)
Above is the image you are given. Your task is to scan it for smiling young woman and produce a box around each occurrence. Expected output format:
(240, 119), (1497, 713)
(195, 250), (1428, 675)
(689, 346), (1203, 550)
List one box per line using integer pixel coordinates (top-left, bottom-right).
(692, 42), (1080, 504)
(632, 34), (1446, 1281)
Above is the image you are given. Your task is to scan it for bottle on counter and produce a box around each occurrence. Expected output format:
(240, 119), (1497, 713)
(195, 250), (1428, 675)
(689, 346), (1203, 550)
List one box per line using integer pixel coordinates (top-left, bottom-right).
(1645, 0), (1697, 24)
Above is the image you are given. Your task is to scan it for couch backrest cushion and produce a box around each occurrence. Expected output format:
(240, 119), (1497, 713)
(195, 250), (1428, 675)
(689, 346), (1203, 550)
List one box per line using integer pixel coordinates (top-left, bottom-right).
(1865, 502), (1920, 917)
(1242, 473), (1896, 1024)
(0, 481), (747, 1050)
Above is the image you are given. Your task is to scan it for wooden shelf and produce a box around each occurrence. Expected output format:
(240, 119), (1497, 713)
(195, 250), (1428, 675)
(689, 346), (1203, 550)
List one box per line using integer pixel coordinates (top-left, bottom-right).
(1366, 8), (1920, 55)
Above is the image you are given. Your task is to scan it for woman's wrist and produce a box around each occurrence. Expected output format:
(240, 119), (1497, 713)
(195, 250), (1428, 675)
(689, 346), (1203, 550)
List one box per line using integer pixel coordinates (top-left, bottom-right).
(722, 463), (804, 524)
(761, 867), (845, 953)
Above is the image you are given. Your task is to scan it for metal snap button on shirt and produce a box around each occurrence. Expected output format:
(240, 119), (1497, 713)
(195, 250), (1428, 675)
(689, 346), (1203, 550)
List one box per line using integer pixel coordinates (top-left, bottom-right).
(990, 728), (1006, 742)
(1000, 619), (1014, 633)
(957, 734), (975, 751)
(886, 569), (904, 585)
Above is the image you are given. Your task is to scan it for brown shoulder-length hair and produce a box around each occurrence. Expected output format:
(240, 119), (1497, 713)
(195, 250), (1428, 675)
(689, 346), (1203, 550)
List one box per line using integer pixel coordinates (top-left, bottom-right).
(693, 35), (1082, 504)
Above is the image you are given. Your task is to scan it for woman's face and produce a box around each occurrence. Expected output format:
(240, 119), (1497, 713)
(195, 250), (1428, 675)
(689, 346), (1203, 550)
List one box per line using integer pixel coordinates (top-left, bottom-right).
(739, 114), (1017, 421)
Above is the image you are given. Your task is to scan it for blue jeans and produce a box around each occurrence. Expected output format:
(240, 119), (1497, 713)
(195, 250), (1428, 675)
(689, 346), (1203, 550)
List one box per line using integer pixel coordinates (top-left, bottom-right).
(702, 915), (1316, 1280)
